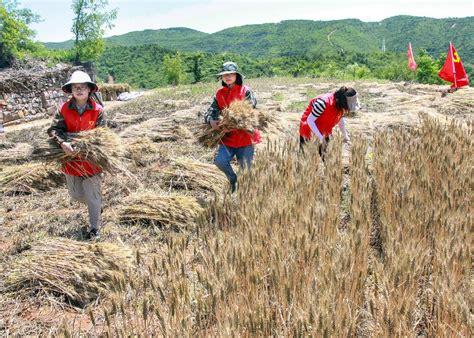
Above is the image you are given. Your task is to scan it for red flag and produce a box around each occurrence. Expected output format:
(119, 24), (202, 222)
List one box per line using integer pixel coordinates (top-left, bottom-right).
(407, 42), (417, 71)
(438, 42), (470, 88)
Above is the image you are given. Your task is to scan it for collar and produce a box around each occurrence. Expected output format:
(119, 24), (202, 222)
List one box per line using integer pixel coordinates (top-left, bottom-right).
(68, 98), (94, 112)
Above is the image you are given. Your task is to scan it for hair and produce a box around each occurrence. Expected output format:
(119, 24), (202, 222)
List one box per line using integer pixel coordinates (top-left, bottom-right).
(221, 73), (243, 87)
(334, 86), (356, 111)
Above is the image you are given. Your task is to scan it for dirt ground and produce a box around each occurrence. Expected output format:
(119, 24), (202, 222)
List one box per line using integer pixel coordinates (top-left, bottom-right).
(4, 79), (471, 140)
(0, 78), (472, 335)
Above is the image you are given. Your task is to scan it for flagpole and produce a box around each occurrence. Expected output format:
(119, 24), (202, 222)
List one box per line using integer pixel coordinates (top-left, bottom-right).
(450, 41), (457, 88)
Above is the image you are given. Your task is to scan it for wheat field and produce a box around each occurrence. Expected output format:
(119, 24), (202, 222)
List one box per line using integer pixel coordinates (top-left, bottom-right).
(0, 78), (472, 335)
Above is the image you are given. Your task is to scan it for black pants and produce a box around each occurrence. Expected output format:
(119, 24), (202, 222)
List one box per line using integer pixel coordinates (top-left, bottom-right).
(299, 136), (330, 160)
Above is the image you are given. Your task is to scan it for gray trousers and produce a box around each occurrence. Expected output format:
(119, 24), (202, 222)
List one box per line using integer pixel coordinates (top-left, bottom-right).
(65, 174), (102, 230)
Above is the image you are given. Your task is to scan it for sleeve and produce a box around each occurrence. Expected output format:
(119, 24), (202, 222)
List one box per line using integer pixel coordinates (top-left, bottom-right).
(46, 109), (68, 145)
(305, 98), (327, 142)
(307, 113), (324, 143)
(96, 107), (106, 127)
(338, 117), (349, 140)
(310, 98), (326, 118)
(244, 88), (257, 108)
(204, 96), (220, 124)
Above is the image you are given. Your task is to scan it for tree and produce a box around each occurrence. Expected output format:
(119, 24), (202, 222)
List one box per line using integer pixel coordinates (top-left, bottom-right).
(416, 50), (442, 85)
(71, 0), (117, 65)
(0, 0), (40, 67)
(191, 52), (203, 83)
(163, 53), (186, 86)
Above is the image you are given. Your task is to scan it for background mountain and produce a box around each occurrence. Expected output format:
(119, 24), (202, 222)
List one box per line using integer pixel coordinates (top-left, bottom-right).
(44, 16), (473, 89)
(45, 16), (474, 59)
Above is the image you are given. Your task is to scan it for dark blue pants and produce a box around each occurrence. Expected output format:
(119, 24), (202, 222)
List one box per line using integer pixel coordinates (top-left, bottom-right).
(214, 144), (254, 192)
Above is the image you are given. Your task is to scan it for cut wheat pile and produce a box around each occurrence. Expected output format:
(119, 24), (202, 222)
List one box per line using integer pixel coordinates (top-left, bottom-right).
(32, 128), (130, 176)
(197, 100), (275, 147)
(118, 191), (204, 231)
(121, 117), (193, 142)
(158, 157), (226, 192)
(0, 143), (33, 163)
(3, 238), (133, 308)
(0, 162), (63, 194)
(125, 136), (162, 167)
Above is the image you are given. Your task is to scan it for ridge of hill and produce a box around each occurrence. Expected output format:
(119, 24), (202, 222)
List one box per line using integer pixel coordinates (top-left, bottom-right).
(44, 16), (474, 59)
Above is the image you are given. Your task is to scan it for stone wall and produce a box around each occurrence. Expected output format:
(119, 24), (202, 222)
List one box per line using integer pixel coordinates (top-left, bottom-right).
(0, 63), (75, 126)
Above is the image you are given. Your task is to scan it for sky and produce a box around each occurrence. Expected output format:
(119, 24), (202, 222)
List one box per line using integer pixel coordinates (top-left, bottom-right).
(20, 0), (474, 42)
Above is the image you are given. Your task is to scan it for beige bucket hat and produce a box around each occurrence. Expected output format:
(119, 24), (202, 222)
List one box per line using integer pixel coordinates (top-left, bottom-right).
(62, 70), (98, 94)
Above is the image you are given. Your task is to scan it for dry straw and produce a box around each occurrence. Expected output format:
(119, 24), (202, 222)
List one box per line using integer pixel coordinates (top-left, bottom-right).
(0, 162), (63, 194)
(125, 136), (162, 167)
(118, 191), (204, 231)
(197, 100), (275, 147)
(158, 157), (226, 193)
(0, 142), (33, 163)
(4, 238), (133, 308)
(32, 128), (131, 176)
(120, 117), (193, 142)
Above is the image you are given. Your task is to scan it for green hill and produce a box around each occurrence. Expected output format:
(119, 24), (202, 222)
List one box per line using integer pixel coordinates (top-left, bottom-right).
(44, 15), (472, 89)
(45, 16), (474, 59)
(106, 27), (208, 49)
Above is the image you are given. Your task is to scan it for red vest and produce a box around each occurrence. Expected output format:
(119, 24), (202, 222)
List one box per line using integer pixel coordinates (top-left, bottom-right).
(215, 84), (261, 148)
(299, 92), (343, 139)
(61, 99), (103, 176)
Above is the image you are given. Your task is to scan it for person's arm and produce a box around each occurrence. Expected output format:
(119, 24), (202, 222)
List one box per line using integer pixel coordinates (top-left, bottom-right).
(338, 118), (350, 143)
(204, 96), (220, 124)
(244, 88), (257, 108)
(47, 109), (68, 145)
(306, 98), (326, 143)
(96, 107), (106, 127)
(47, 109), (75, 155)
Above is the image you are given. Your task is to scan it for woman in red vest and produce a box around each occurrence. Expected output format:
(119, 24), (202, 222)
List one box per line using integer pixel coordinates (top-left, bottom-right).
(204, 62), (260, 192)
(299, 86), (360, 158)
(47, 71), (105, 240)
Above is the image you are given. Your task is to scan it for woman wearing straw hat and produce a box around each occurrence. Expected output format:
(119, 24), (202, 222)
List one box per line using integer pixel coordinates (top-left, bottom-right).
(299, 86), (360, 159)
(47, 70), (106, 240)
(204, 61), (260, 192)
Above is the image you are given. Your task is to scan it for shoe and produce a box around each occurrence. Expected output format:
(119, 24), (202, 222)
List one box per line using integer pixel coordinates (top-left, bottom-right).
(85, 228), (100, 241)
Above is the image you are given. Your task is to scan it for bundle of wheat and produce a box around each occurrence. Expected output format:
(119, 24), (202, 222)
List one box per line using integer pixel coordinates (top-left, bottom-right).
(3, 238), (133, 308)
(118, 191), (204, 231)
(150, 125), (193, 142)
(99, 83), (131, 101)
(0, 162), (64, 194)
(196, 100), (275, 147)
(125, 136), (162, 167)
(158, 158), (226, 193)
(121, 117), (193, 142)
(0, 142), (33, 163)
(32, 128), (131, 176)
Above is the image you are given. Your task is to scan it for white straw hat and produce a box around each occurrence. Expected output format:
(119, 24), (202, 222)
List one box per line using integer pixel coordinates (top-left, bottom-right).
(62, 71), (98, 94)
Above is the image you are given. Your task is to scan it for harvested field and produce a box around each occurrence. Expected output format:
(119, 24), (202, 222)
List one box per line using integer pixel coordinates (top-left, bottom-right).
(0, 79), (472, 335)
(3, 238), (132, 308)
(118, 191), (204, 231)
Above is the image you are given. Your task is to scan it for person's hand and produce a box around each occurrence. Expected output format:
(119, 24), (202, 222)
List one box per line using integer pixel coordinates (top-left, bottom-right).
(61, 141), (75, 155)
(210, 120), (220, 130)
